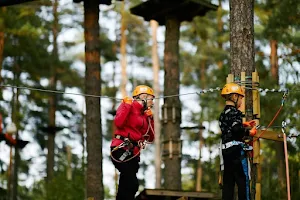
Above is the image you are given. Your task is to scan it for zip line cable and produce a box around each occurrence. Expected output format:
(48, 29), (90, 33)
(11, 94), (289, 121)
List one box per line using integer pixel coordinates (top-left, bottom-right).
(0, 84), (121, 100)
(0, 84), (299, 100)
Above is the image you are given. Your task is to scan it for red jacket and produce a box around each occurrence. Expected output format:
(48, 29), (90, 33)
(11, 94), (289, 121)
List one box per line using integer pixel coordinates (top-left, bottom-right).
(110, 101), (155, 153)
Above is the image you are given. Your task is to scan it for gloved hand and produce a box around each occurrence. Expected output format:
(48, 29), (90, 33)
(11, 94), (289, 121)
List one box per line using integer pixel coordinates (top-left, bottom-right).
(243, 120), (256, 127)
(144, 108), (153, 117)
(249, 127), (257, 136)
(122, 96), (133, 105)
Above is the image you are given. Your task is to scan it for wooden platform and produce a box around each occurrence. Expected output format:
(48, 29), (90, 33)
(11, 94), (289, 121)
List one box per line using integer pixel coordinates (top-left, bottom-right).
(135, 189), (220, 200)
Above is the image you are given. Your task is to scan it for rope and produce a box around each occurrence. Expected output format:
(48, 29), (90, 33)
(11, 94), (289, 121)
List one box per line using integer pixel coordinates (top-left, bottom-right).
(252, 90), (288, 142)
(110, 145), (141, 163)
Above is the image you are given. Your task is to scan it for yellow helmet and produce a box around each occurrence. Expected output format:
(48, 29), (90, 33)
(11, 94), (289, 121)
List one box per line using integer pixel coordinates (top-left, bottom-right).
(132, 85), (154, 97)
(221, 83), (244, 98)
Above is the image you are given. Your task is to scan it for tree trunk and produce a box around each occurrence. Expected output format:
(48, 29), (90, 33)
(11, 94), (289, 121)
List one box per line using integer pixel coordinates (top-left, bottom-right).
(230, 0), (255, 78)
(84, 0), (103, 199)
(270, 40), (279, 82)
(120, 1), (127, 97)
(11, 62), (20, 200)
(0, 31), (4, 84)
(163, 16), (181, 190)
(151, 20), (162, 189)
(66, 145), (72, 180)
(230, 0), (254, 119)
(270, 39), (286, 198)
(217, 0), (223, 69)
(196, 128), (203, 191)
(47, 0), (58, 184)
(230, 0), (255, 199)
(0, 7), (6, 85)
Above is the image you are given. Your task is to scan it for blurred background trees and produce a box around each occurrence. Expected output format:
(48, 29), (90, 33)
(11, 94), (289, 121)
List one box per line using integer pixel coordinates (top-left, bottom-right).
(0, 0), (299, 199)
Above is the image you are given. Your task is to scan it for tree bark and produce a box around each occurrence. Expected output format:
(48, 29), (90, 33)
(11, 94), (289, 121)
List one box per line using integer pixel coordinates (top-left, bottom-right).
(163, 16), (181, 190)
(270, 39), (286, 198)
(47, 0), (58, 183)
(0, 31), (4, 84)
(151, 20), (162, 189)
(230, 0), (254, 119)
(84, 0), (103, 199)
(230, 0), (255, 199)
(0, 7), (6, 85)
(230, 0), (255, 76)
(217, 0), (224, 69)
(11, 63), (20, 200)
(120, 1), (127, 97)
(196, 129), (203, 191)
(270, 40), (279, 82)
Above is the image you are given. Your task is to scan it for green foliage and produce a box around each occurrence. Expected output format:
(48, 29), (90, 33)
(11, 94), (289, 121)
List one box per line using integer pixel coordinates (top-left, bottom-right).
(26, 154), (85, 200)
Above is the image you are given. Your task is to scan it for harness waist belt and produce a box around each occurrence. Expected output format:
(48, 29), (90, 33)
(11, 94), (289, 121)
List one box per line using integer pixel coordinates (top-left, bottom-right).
(115, 135), (138, 146)
(222, 141), (243, 149)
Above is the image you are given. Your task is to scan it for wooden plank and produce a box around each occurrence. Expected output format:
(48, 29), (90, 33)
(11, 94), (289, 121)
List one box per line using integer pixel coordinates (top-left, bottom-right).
(252, 71), (259, 117)
(226, 74), (234, 83)
(257, 74), (261, 118)
(177, 197), (188, 200)
(144, 189), (216, 198)
(253, 137), (260, 164)
(254, 130), (284, 142)
(255, 183), (261, 200)
(240, 72), (246, 115)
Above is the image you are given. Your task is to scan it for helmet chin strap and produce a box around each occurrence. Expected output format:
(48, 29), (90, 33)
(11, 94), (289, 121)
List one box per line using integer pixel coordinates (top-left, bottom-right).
(229, 95), (239, 108)
(136, 95), (148, 111)
(141, 99), (148, 110)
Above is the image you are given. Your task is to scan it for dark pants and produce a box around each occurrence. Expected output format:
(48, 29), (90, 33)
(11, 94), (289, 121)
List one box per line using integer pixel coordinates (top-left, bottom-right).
(222, 146), (250, 200)
(111, 148), (140, 200)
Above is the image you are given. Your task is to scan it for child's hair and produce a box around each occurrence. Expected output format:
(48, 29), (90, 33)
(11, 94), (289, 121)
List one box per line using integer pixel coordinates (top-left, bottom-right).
(224, 94), (232, 101)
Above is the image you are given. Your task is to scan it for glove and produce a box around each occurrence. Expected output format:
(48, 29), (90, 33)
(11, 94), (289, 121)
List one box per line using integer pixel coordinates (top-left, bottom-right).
(144, 108), (153, 117)
(243, 120), (256, 127)
(249, 127), (257, 136)
(122, 96), (133, 105)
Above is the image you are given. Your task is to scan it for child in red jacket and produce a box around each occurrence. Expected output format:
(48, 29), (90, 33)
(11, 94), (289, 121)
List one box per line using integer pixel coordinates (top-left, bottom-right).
(110, 85), (155, 200)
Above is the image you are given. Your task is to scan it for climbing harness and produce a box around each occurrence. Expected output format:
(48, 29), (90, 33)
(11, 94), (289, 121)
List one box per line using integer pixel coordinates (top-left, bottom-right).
(110, 117), (154, 163)
(221, 140), (253, 151)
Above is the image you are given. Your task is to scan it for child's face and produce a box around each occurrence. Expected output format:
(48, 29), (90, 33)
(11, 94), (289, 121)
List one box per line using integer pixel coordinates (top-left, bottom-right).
(137, 93), (154, 108)
(236, 95), (244, 108)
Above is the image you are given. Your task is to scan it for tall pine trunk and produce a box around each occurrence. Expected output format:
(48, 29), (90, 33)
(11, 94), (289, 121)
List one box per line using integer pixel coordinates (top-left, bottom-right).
(196, 128), (203, 191)
(11, 62), (20, 200)
(120, 1), (127, 97)
(270, 39), (286, 199)
(230, 0), (255, 199)
(151, 19), (162, 189)
(270, 40), (279, 81)
(0, 7), (6, 85)
(217, 0), (224, 69)
(47, 0), (58, 183)
(84, 0), (103, 199)
(163, 16), (181, 190)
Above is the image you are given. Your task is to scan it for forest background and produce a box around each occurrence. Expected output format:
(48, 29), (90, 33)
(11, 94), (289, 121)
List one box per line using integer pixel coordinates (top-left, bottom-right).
(0, 0), (299, 199)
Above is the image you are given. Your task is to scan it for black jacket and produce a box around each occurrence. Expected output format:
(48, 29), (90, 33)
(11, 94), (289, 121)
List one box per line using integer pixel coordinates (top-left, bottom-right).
(219, 105), (249, 144)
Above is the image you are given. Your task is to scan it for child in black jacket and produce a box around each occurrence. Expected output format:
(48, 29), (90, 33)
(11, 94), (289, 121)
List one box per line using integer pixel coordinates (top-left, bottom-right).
(219, 83), (257, 200)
